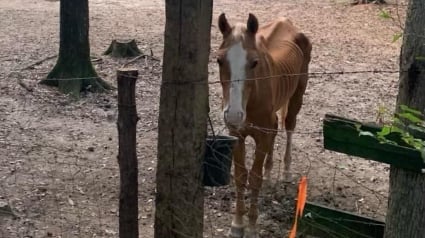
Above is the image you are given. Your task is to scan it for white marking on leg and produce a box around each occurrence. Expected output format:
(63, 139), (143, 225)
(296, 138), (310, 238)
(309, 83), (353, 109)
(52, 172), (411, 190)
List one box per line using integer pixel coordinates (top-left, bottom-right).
(263, 168), (271, 182)
(231, 220), (245, 228)
(264, 150), (273, 182)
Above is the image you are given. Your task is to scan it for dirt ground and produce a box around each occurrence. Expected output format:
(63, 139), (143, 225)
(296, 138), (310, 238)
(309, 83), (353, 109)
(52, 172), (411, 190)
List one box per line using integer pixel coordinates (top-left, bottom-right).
(0, 0), (408, 237)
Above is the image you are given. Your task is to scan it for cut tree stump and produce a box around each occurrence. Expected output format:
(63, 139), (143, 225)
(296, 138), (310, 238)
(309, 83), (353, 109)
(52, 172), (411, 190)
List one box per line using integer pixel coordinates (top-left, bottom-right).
(103, 39), (142, 58)
(351, 0), (386, 4)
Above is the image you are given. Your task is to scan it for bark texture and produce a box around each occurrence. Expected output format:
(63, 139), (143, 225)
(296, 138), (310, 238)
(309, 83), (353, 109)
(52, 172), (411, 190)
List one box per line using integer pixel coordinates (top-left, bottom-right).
(384, 1), (425, 237)
(40, 0), (111, 97)
(154, 1), (213, 237)
(117, 69), (139, 238)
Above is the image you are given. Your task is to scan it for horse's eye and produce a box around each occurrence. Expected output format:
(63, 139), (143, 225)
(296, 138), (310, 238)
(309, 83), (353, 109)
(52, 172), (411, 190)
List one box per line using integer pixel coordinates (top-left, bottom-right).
(250, 59), (258, 69)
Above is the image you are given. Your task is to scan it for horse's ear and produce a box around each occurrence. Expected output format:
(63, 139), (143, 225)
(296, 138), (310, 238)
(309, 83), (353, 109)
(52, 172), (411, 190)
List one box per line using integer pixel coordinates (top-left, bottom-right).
(247, 13), (258, 35)
(218, 13), (231, 37)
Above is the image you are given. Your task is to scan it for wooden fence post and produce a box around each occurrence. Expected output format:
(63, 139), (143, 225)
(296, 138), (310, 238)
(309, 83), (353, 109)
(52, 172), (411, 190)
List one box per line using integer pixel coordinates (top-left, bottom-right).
(117, 68), (139, 238)
(154, 1), (213, 237)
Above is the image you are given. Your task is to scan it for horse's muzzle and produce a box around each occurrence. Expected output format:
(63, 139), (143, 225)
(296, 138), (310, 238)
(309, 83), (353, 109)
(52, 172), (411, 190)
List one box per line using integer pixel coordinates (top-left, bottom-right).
(223, 108), (245, 129)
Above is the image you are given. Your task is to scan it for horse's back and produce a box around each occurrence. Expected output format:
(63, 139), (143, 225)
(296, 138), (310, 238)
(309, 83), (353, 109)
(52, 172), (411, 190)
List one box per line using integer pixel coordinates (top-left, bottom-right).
(258, 17), (311, 63)
(257, 17), (298, 44)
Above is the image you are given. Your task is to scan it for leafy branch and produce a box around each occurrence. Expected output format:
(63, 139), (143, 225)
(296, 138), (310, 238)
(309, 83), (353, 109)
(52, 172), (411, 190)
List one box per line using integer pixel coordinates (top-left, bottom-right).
(357, 105), (425, 152)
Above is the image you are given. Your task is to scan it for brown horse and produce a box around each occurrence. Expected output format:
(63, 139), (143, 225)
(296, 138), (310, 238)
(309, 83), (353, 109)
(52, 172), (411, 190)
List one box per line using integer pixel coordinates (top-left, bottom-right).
(216, 13), (312, 237)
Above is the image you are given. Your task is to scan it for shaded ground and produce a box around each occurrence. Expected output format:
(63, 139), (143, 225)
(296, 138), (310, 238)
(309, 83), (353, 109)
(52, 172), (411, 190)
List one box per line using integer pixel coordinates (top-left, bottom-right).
(0, 0), (407, 237)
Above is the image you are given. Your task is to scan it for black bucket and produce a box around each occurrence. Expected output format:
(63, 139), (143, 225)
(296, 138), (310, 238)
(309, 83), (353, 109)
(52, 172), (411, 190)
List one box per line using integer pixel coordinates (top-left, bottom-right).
(203, 135), (238, 187)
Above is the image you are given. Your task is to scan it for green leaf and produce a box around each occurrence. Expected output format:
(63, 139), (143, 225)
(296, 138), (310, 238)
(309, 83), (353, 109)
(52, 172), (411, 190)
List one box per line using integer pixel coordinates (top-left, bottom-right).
(379, 9), (391, 19)
(408, 124), (425, 134)
(355, 123), (362, 131)
(412, 140), (424, 150)
(377, 125), (391, 137)
(398, 112), (423, 124)
(401, 136), (412, 146)
(393, 117), (402, 124)
(392, 33), (403, 43)
(389, 126), (404, 134)
(359, 131), (375, 137)
(369, 104), (425, 153)
(399, 104), (422, 116)
(415, 56), (425, 61)
(402, 136), (424, 150)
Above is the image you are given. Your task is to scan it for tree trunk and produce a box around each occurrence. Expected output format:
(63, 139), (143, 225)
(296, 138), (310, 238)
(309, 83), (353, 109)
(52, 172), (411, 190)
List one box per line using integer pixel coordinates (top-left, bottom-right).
(154, 1), (213, 238)
(40, 0), (111, 98)
(384, 0), (425, 237)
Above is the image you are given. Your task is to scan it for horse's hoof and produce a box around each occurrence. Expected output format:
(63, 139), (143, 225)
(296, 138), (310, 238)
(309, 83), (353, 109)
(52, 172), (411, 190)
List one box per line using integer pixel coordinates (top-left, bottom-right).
(243, 227), (259, 238)
(228, 225), (244, 238)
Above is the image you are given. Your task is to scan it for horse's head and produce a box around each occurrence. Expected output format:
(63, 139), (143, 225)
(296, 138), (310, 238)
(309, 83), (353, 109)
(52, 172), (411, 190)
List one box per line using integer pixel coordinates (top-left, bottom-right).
(217, 13), (260, 129)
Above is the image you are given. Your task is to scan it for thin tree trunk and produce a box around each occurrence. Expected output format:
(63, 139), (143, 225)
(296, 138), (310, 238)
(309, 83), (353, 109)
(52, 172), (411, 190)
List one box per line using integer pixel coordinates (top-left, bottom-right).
(384, 0), (425, 237)
(154, 1), (213, 237)
(40, 0), (111, 98)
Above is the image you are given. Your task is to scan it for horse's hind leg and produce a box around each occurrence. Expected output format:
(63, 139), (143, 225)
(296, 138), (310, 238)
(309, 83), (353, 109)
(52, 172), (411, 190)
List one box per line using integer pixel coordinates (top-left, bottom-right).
(283, 77), (307, 181)
(263, 116), (278, 182)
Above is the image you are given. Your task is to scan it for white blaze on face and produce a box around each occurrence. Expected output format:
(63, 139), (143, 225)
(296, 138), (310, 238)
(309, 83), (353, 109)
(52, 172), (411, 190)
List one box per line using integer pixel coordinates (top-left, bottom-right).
(223, 41), (248, 127)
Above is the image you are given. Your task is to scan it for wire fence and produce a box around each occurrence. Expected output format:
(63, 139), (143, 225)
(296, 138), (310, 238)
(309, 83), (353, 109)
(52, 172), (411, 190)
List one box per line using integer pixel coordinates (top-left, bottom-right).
(1, 54), (396, 237)
(1, 0), (409, 236)
(1, 65), (392, 238)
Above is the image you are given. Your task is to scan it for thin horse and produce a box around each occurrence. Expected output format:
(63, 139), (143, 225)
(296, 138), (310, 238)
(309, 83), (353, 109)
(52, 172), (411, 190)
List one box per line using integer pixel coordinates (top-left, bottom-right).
(216, 13), (312, 237)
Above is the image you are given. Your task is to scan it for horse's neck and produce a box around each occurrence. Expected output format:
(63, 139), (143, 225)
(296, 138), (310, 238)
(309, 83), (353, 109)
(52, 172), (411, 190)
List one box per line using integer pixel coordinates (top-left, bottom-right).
(253, 49), (281, 86)
(246, 51), (274, 107)
(247, 42), (302, 112)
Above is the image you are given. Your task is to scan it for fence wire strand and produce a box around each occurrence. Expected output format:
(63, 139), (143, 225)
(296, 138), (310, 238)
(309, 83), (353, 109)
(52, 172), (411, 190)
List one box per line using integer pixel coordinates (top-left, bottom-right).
(8, 68), (404, 86)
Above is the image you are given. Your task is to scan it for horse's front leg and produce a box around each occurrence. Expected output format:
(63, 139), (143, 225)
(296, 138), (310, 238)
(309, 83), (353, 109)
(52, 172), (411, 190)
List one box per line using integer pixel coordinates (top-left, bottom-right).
(245, 132), (274, 238)
(229, 136), (248, 238)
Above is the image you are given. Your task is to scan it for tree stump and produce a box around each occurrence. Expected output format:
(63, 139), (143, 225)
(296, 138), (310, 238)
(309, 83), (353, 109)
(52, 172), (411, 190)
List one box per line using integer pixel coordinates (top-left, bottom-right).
(103, 39), (142, 58)
(351, 0), (386, 4)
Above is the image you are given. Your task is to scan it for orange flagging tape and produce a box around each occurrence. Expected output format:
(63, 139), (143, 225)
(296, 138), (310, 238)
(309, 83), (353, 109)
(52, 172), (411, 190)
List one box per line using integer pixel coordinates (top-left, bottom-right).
(289, 176), (307, 238)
